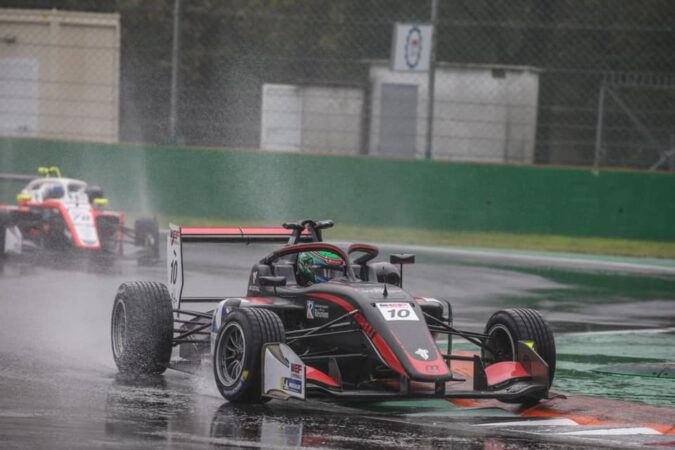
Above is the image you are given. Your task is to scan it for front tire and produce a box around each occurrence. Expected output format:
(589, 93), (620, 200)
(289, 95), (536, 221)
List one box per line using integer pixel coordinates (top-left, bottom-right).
(213, 308), (285, 403)
(482, 308), (556, 404)
(111, 282), (173, 374)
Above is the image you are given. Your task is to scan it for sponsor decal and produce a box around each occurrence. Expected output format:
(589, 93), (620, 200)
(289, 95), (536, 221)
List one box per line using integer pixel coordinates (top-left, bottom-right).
(405, 26), (423, 69)
(170, 229), (180, 246)
(425, 364), (440, 373)
(415, 348), (429, 360)
(281, 377), (302, 394)
(306, 300), (328, 320)
(290, 363), (303, 379)
(251, 271), (258, 284)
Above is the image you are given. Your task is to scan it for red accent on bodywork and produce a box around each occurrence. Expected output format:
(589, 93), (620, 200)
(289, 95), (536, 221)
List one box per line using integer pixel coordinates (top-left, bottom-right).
(385, 327), (450, 377)
(308, 293), (355, 312)
(270, 243), (349, 266)
(306, 366), (340, 388)
(308, 293), (407, 377)
(485, 361), (531, 386)
(181, 227), (310, 236)
(246, 297), (274, 304)
(347, 243), (378, 255)
(182, 227), (246, 235)
(371, 333), (407, 376)
(243, 227), (309, 236)
(0, 204), (32, 212)
(402, 349), (450, 376)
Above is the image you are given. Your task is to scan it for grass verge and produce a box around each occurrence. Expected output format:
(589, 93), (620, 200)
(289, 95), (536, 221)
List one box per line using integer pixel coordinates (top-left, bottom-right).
(152, 215), (675, 260)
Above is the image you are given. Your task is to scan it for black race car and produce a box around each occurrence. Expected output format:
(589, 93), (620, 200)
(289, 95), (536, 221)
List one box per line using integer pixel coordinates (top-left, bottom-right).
(111, 219), (555, 404)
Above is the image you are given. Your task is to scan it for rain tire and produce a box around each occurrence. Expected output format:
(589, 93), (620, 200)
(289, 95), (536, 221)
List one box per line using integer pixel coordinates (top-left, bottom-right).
(213, 308), (285, 404)
(111, 282), (173, 375)
(482, 308), (556, 404)
(134, 217), (159, 266)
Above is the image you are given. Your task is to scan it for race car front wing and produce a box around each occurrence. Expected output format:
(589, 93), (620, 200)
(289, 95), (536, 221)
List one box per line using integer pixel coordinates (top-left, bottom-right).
(261, 341), (550, 402)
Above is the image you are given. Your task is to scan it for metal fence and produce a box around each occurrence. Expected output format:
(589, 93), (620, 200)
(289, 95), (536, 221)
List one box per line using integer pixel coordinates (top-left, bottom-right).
(1, 0), (674, 171)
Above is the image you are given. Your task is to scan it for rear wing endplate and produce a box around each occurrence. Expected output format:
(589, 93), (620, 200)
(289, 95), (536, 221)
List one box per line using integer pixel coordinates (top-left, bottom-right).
(167, 224), (313, 311)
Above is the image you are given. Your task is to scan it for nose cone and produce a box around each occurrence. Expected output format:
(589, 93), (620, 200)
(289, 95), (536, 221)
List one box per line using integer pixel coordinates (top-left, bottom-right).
(351, 285), (451, 381)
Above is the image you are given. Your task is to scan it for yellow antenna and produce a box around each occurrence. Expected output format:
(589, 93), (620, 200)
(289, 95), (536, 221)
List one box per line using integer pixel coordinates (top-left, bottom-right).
(38, 167), (50, 177)
(49, 166), (62, 178)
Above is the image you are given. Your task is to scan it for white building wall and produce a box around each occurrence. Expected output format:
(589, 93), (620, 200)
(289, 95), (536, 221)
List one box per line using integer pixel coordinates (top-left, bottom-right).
(0, 9), (120, 143)
(368, 61), (539, 163)
(261, 83), (363, 155)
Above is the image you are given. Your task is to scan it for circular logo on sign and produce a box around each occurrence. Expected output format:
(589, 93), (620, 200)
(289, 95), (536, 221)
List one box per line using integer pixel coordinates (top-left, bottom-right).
(404, 26), (423, 69)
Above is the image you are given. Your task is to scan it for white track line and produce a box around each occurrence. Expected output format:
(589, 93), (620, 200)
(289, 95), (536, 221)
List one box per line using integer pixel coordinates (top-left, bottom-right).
(375, 243), (675, 275)
(564, 327), (675, 337)
(556, 427), (662, 436)
(476, 418), (578, 427)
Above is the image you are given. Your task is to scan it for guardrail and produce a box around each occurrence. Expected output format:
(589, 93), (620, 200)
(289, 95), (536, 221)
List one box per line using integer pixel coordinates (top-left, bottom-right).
(1, 137), (673, 241)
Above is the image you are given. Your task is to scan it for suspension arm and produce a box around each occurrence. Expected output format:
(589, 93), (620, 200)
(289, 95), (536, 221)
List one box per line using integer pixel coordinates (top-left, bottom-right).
(287, 309), (358, 344)
(424, 313), (497, 354)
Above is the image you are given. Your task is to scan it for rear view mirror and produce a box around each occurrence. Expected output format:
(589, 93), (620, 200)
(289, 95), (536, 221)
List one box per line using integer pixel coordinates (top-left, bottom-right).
(259, 276), (287, 287)
(389, 254), (415, 288)
(390, 254), (415, 265)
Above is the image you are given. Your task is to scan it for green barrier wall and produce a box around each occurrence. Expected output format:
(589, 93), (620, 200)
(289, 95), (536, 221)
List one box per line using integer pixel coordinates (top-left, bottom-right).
(1, 138), (674, 240)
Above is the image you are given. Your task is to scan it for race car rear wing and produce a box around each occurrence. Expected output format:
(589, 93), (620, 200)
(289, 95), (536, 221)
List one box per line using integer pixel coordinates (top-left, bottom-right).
(167, 224), (313, 310)
(0, 173), (38, 183)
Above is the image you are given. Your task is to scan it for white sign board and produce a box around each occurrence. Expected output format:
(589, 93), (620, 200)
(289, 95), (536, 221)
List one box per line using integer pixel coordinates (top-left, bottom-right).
(391, 23), (433, 72)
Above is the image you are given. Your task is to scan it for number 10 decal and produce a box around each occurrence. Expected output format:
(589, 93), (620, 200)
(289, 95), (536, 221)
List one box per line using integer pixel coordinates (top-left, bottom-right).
(167, 223), (184, 315)
(376, 302), (419, 321)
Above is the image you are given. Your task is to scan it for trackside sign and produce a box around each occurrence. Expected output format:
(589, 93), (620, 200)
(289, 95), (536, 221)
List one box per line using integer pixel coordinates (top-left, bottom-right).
(391, 23), (433, 72)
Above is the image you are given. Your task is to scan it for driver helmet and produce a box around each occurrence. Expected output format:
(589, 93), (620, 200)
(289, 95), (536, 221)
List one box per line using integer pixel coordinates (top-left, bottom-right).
(296, 250), (344, 285)
(45, 184), (64, 199)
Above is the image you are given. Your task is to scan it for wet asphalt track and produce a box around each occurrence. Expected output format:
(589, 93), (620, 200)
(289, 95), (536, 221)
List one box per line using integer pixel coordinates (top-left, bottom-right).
(0, 242), (674, 449)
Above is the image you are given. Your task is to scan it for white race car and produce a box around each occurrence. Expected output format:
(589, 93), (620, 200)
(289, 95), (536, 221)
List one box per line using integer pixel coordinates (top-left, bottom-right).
(0, 166), (158, 264)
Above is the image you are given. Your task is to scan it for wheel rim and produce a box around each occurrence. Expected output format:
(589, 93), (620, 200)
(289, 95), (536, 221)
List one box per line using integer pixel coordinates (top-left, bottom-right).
(486, 324), (515, 363)
(216, 322), (246, 387)
(112, 301), (127, 358)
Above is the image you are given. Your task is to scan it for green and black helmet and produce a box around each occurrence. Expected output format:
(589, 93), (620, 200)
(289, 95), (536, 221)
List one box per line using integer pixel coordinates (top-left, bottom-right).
(296, 250), (344, 285)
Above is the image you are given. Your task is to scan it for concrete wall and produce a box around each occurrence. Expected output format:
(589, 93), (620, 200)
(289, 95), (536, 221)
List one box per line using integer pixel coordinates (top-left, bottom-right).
(0, 9), (120, 143)
(1, 137), (674, 241)
(260, 83), (364, 154)
(368, 61), (539, 163)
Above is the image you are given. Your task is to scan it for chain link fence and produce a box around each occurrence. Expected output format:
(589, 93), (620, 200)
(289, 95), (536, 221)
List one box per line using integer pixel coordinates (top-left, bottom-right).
(1, 0), (674, 170)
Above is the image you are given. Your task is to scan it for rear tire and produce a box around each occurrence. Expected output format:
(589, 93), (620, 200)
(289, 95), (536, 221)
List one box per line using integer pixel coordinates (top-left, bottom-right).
(0, 211), (11, 260)
(134, 217), (159, 265)
(482, 308), (556, 404)
(213, 308), (285, 403)
(111, 282), (173, 374)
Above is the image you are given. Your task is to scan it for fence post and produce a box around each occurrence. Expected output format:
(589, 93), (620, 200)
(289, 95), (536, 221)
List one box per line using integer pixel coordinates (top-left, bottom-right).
(424, 0), (439, 160)
(169, 0), (182, 144)
(593, 81), (606, 170)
